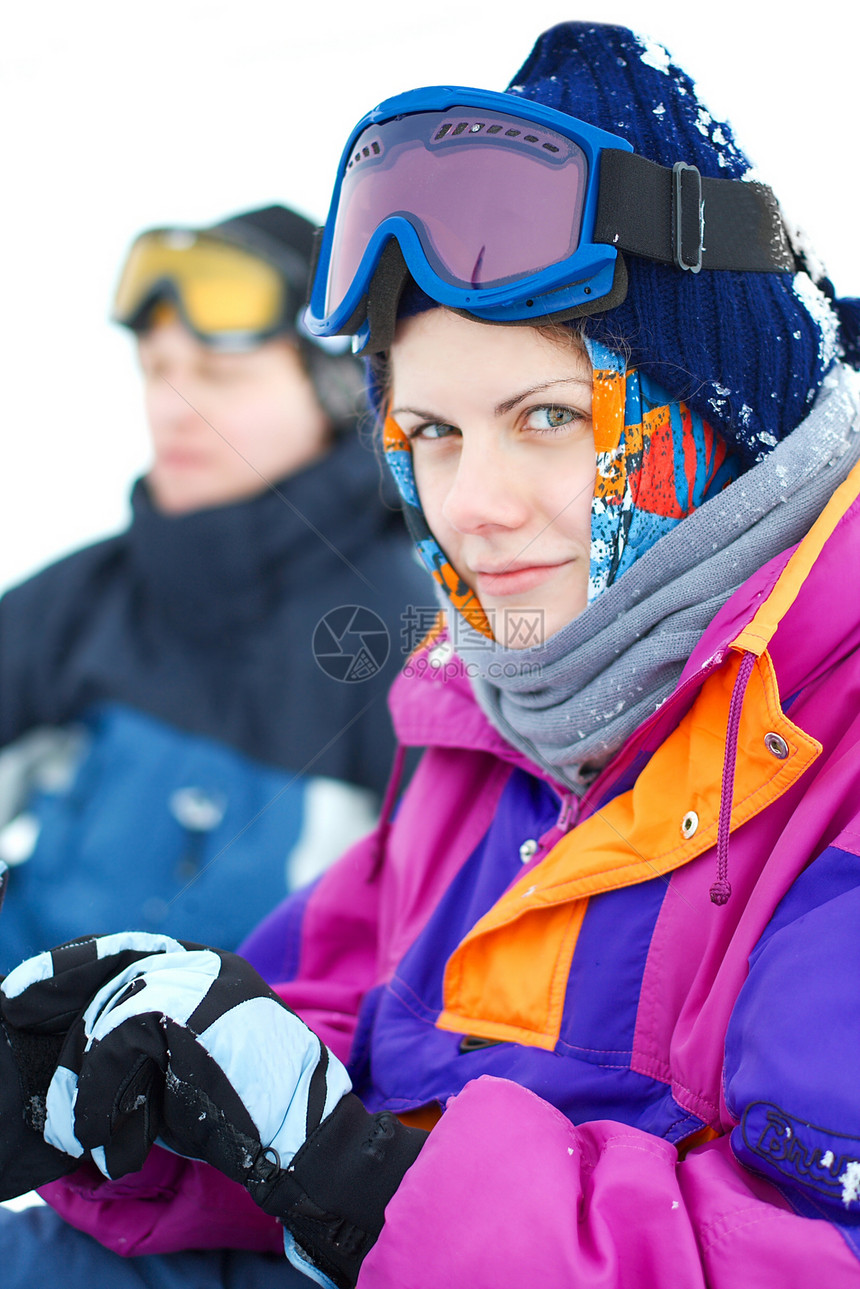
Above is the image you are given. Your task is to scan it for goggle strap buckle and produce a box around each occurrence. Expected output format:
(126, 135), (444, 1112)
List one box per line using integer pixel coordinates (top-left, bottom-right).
(673, 162), (703, 273)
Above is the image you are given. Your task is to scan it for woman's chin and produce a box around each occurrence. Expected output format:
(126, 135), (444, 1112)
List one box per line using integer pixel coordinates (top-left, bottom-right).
(475, 571), (587, 650)
(480, 594), (586, 650)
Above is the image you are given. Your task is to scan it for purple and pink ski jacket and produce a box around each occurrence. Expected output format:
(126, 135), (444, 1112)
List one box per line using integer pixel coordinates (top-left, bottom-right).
(42, 459), (860, 1285)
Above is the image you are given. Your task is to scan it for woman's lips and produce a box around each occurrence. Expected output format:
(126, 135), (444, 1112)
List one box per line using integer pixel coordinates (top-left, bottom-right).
(474, 562), (569, 598)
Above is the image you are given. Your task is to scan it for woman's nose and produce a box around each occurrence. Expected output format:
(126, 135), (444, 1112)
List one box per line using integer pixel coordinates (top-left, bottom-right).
(441, 434), (529, 535)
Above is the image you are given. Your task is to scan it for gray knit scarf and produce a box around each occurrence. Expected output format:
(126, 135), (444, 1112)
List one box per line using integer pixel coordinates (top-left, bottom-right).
(448, 364), (860, 794)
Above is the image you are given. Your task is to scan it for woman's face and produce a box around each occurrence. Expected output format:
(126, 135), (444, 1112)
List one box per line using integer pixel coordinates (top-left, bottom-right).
(389, 309), (596, 647)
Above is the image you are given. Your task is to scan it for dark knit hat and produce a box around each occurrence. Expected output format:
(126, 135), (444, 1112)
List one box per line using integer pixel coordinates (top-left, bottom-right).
(206, 204), (317, 330)
(212, 205), (366, 429)
(504, 23), (848, 463)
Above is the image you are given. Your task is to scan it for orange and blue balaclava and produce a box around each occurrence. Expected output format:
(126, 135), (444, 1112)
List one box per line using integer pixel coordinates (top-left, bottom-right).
(584, 337), (739, 598)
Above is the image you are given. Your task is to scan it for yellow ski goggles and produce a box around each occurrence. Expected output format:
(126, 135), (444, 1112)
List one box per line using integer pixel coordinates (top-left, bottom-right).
(111, 229), (291, 348)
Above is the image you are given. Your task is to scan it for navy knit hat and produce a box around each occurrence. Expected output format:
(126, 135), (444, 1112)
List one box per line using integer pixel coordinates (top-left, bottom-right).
(503, 23), (852, 464)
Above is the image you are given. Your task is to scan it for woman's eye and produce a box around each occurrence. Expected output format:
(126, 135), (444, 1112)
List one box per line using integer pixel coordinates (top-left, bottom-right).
(527, 405), (577, 432)
(408, 422), (456, 441)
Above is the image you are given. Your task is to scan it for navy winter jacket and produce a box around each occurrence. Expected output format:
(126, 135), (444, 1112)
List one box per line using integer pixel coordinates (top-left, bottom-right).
(0, 433), (429, 967)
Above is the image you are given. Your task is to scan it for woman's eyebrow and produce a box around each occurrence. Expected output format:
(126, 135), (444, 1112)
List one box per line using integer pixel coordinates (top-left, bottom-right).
(389, 405), (441, 421)
(392, 376), (591, 423)
(495, 376), (592, 417)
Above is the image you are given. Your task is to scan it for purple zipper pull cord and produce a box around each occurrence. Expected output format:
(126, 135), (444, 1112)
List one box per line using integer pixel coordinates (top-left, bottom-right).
(368, 742), (408, 881)
(711, 650), (757, 906)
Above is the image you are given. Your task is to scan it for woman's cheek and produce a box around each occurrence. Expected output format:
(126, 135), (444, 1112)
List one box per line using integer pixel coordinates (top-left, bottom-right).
(413, 459), (447, 533)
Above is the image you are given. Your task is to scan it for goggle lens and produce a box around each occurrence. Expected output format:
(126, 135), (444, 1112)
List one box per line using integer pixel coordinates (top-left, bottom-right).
(327, 107), (589, 318)
(113, 232), (285, 339)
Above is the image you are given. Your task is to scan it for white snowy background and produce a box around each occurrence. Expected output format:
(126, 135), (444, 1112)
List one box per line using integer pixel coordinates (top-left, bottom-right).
(1, 0), (858, 593)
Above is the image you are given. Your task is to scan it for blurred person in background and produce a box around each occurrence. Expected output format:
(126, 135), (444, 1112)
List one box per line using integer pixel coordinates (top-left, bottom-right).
(0, 204), (427, 969)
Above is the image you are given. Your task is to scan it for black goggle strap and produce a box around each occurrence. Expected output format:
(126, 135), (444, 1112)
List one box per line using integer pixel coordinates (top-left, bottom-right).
(594, 150), (796, 275)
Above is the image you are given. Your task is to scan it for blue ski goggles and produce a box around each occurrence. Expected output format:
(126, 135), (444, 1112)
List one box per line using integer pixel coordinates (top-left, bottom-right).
(305, 85), (794, 354)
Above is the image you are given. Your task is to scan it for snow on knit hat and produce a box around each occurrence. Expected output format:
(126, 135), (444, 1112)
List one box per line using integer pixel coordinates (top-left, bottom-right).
(503, 22), (843, 464)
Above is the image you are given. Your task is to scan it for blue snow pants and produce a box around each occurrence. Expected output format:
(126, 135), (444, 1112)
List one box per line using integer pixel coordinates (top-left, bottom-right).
(0, 1203), (310, 1287)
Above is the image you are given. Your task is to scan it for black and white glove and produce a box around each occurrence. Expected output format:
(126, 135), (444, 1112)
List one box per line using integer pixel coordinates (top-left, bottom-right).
(0, 868), (77, 1198)
(0, 1015), (74, 1196)
(0, 927), (426, 1287)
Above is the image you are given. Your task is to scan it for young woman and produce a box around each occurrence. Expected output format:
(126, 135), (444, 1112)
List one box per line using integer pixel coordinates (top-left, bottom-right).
(3, 21), (860, 1289)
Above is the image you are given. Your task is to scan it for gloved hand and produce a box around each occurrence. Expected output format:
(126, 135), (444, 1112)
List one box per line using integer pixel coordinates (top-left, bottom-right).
(0, 867), (79, 1199)
(1, 929), (352, 1187)
(1, 926), (426, 1288)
